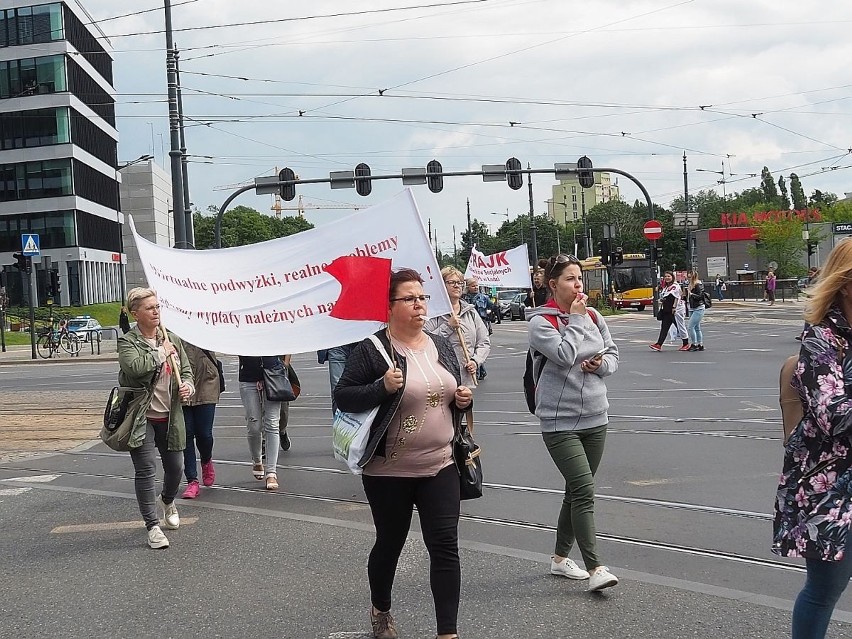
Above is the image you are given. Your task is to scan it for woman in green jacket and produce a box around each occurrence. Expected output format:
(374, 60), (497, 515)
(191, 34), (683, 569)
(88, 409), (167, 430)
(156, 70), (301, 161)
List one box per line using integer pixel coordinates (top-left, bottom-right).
(119, 288), (194, 549)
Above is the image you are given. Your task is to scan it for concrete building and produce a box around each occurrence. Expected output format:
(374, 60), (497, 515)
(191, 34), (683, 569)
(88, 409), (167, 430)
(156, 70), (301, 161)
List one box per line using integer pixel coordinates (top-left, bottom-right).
(0, 0), (122, 308)
(547, 173), (620, 225)
(120, 159), (173, 290)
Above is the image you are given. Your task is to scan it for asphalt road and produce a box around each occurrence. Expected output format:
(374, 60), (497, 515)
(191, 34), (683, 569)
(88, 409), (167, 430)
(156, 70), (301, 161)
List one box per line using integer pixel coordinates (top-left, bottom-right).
(1, 302), (850, 638)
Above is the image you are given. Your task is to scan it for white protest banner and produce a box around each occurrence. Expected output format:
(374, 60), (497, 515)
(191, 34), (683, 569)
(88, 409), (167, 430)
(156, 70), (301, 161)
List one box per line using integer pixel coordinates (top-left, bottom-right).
(130, 189), (451, 355)
(464, 244), (531, 288)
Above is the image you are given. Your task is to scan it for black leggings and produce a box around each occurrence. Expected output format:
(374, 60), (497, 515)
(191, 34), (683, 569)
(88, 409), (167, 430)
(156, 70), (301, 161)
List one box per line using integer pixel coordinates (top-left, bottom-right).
(655, 313), (675, 346)
(362, 464), (461, 636)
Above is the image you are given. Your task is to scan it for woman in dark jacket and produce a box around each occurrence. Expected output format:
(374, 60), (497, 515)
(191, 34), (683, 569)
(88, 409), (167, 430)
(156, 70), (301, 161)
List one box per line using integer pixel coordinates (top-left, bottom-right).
(773, 239), (852, 639)
(649, 271), (679, 351)
(238, 355), (284, 490)
(334, 268), (472, 639)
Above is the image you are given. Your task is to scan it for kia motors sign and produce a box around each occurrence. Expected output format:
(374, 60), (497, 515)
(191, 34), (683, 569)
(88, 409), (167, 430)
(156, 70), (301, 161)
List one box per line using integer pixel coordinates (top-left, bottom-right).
(643, 220), (663, 241)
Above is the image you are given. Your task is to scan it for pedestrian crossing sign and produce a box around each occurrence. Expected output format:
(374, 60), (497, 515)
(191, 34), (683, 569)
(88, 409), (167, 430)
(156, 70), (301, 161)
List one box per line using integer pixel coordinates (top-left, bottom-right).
(21, 233), (40, 256)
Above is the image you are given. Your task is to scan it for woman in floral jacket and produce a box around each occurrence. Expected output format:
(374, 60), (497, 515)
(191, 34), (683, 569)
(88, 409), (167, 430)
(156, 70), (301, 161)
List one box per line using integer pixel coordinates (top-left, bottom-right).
(773, 239), (852, 639)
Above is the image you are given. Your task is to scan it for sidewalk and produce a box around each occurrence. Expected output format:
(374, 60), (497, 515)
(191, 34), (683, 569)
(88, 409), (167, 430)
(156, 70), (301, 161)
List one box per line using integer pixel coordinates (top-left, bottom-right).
(0, 340), (117, 365)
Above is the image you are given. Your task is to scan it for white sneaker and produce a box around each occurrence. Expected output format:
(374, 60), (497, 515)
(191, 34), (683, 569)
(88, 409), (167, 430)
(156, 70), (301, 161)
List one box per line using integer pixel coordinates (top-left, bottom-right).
(156, 495), (180, 530)
(147, 525), (169, 549)
(550, 557), (589, 580)
(588, 566), (619, 591)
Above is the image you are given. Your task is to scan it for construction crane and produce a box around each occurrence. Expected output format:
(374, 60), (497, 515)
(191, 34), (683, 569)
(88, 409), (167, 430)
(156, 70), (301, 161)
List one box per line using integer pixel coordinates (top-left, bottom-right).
(271, 194), (363, 218)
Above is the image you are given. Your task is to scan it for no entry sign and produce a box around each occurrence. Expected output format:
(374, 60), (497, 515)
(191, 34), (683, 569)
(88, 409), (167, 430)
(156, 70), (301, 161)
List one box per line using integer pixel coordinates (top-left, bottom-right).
(643, 220), (663, 241)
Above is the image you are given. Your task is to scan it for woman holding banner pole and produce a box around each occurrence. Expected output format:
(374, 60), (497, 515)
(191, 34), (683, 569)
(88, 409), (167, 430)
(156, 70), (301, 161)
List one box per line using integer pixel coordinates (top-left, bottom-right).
(424, 266), (490, 389)
(119, 287), (194, 549)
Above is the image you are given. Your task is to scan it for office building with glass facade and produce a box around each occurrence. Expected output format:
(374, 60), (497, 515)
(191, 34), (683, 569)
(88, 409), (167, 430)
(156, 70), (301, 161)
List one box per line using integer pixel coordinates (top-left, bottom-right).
(0, 0), (121, 307)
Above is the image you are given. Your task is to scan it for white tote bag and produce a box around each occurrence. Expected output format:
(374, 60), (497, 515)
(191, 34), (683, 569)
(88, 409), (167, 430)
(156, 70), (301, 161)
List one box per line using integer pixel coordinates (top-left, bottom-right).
(332, 335), (394, 474)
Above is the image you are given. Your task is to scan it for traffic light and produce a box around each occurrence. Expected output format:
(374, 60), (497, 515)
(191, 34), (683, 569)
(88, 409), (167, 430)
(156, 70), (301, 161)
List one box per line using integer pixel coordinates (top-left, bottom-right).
(49, 270), (60, 297)
(506, 157), (523, 190)
(278, 167), (296, 201)
(355, 163), (372, 197)
(807, 242), (816, 257)
(646, 246), (660, 263)
(426, 159), (444, 193)
(12, 253), (29, 272)
(598, 238), (610, 264)
(612, 247), (624, 265)
(577, 155), (594, 189)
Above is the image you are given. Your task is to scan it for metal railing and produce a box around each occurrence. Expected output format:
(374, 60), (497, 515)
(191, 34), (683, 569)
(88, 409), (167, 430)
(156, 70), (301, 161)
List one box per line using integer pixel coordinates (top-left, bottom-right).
(716, 278), (800, 302)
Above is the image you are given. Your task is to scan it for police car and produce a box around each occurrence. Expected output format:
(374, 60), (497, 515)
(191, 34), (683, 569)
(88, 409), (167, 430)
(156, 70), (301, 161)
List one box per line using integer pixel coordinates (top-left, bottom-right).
(66, 316), (102, 342)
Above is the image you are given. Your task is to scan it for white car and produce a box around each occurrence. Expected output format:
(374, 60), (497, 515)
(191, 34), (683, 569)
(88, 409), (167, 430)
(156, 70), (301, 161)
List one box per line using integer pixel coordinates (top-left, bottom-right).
(66, 316), (102, 342)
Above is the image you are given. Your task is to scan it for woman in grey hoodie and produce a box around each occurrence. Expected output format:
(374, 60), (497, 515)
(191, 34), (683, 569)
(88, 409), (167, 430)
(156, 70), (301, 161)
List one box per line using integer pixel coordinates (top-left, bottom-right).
(527, 254), (620, 592)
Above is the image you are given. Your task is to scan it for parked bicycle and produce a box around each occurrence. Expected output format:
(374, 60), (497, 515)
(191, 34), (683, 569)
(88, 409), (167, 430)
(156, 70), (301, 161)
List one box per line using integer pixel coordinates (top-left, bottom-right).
(36, 317), (81, 359)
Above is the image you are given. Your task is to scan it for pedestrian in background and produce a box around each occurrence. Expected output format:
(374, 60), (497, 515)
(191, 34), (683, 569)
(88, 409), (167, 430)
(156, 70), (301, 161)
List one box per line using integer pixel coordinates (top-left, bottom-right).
(766, 269), (777, 306)
(238, 355), (283, 490)
(526, 266), (548, 308)
(686, 271), (706, 351)
(462, 278), (491, 379)
(527, 254), (620, 592)
(425, 266), (491, 388)
(318, 341), (358, 414)
(649, 272), (679, 351)
(671, 279), (690, 351)
(119, 305), (131, 334)
(180, 342), (221, 499)
(714, 275), (725, 301)
(118, 287), (194, 549)
(773, 239), (852, 639)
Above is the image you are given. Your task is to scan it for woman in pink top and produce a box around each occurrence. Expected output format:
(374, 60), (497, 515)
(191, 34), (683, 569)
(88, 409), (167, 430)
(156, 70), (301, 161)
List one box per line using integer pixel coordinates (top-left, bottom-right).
(335, 268), (473, 639)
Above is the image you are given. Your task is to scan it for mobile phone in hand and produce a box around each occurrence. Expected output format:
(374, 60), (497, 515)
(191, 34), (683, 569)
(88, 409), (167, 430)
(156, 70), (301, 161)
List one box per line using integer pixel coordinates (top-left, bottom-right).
(590, 347), (608, 362)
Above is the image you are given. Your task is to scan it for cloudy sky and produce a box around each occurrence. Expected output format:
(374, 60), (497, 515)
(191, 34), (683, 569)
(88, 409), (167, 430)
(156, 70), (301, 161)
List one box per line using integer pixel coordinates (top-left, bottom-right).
(83, 0), (852, 249)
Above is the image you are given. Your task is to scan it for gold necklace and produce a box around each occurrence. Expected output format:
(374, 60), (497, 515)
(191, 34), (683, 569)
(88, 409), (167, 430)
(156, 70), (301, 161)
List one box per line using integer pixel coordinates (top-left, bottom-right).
(387, 339), (445, 461)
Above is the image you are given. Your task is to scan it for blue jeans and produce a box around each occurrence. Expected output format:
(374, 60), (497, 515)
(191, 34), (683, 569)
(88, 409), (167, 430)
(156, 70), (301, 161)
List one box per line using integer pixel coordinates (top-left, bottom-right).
(328, 344), (356, 414)
(792, 548), (852, 639)
(182, 403), (216, 482)
(239, 382), (281, 476)
(687, 307), (705, 345)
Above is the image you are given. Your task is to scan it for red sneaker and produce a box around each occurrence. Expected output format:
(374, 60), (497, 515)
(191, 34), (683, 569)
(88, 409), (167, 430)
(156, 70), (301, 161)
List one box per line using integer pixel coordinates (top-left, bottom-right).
(648, 344), (662, 351)
(201, 460), (215, 487)
(678, 344), (691, 351)
(181, 480), (200, 499)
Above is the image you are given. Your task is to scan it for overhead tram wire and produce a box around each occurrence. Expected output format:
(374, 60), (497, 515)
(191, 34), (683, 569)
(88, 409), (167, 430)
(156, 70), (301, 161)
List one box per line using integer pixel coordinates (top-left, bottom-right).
(296, 0), (699, 116)
(99, 0), (503, 40)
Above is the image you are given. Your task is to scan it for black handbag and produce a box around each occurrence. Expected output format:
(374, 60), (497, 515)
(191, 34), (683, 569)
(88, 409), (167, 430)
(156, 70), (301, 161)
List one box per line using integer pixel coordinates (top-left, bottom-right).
(454, 410), (483, 500)
(262, 363), (297, 402)
(100, 368), (159, 451)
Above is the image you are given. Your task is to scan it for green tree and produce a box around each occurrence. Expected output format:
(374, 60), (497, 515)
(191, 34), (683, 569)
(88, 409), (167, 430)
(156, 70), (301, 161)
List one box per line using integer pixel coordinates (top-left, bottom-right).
(777, 176), (791, 210)
(821, 199), (852, 222)
(790, 173), (807, 210)
(760, 166), (779, 204)
(585, 200), (642, 253)
(459, 220), (494, 266)
(750, 219), (805, 277)
(193, 205), (313, 249)
(808, 189), (838, 211)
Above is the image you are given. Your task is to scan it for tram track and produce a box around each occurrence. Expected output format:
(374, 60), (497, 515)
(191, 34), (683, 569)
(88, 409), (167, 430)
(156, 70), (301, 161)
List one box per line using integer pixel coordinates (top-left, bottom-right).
(0, 454), (796, 576)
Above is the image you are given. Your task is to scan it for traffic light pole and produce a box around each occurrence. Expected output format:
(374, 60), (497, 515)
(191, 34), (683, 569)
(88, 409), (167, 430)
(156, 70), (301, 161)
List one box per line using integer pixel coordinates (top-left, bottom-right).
(27, 265), (36, 360)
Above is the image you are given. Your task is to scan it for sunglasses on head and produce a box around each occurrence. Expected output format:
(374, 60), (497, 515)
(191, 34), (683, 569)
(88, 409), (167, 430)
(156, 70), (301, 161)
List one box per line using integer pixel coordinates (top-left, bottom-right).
(550, 254), (580, 266)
